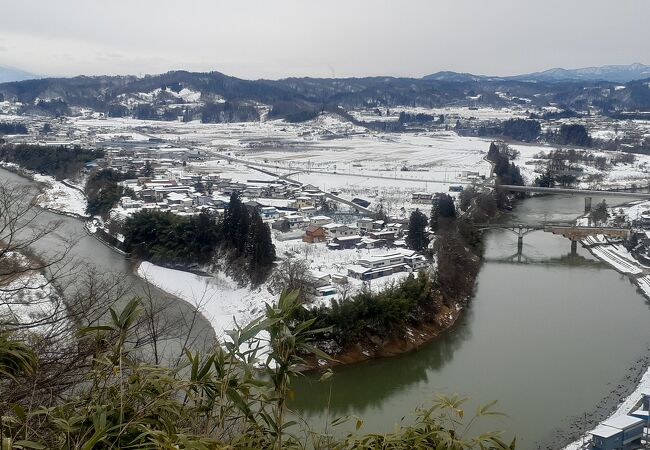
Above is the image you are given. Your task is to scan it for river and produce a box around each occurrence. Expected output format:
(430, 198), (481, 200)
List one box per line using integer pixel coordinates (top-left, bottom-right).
(290, 194), (650, 449)
(4, 166), (650, 449)
(0, 167), (216, 363)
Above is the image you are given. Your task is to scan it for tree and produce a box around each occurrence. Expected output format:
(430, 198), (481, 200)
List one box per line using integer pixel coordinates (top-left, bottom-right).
(269, 258), (314, 303)
(220, 192), (250, 254)
(534, 170), (555, 188)
(557, 124), (592, 147)
(246, 210), (276, 282)
(590, 200), (609, 224)
(406, 208), (429, 252)
(459, 186), (477, 211)
(430, 194), (456, 231)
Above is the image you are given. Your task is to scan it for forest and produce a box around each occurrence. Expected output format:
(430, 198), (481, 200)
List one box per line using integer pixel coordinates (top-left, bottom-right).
(123, 192), (275, 282)
(0, 143), (102, 180)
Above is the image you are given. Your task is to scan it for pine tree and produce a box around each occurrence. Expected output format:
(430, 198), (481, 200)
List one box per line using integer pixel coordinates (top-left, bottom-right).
(221, 192), (250, 254)
(406, 208), (429, 252)
(430, 200), (440, 231)
(246, 210), (276, 278)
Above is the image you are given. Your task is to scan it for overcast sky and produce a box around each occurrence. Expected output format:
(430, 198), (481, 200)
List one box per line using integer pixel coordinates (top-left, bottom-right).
(1, 0), (648, 80)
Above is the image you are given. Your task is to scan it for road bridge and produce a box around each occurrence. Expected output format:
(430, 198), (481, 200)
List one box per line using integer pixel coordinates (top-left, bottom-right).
(498, 185), (650, 213)
(475, 222), (631, 253)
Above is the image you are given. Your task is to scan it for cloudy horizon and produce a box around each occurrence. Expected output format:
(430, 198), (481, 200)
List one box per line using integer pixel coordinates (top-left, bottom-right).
(1, 0), (649, 80)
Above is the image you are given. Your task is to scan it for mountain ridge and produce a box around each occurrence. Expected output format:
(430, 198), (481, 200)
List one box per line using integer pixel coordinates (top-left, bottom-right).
(423, 63), (650, 83)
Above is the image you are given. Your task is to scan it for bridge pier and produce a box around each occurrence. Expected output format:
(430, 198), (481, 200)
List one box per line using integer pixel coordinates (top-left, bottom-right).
(571, 240), (577, 255)
(517, 235), (523, 253)
(584, 196), (592, 213)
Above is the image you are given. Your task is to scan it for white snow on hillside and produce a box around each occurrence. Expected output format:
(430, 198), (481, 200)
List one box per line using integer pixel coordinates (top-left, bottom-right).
(137, 262), (275, 341)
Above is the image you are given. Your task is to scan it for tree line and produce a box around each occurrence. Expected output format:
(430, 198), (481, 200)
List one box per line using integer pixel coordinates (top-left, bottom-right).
(0, 143), (103, 180)
(85, 168), (137, 217)
(123, 192), (275, 283)
(0, 122), (27, 135)
(487, 142), (524, 186)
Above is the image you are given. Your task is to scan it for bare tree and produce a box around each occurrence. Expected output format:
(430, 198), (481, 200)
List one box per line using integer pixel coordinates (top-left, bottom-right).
(269, 258), (315, 303)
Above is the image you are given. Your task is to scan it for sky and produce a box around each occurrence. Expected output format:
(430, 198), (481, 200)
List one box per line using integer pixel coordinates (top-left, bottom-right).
(1, 0), (649, 80)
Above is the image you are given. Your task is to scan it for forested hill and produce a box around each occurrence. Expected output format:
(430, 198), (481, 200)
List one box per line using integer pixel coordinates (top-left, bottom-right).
(1, 69), (649, 122)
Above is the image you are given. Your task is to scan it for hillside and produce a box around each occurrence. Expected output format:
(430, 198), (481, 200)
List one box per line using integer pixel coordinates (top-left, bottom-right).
(1, 67), (649, 122)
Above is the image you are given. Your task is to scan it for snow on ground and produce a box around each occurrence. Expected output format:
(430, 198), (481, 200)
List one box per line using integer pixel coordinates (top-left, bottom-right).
(137, 261), (275, 343)
(588, 244), (643, 275)
(562, 366), (650, 450)
(1, 252), (61, 333)
(33, 174), (88, 217)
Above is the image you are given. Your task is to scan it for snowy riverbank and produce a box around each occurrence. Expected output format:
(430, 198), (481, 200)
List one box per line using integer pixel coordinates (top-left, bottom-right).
(137, 261), (276, 342)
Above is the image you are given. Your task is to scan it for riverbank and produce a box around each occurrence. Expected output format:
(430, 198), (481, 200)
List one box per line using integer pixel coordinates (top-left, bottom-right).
(306, 303), (463, 370)
(0, 161), (89, 219)
(552, 204), (650, 449)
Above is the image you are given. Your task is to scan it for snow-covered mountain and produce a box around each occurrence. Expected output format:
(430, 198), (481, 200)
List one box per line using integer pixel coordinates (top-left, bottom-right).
(423, 63), (650, 84)
(0, 65), (38, 83)
(512, 63), (650, 83)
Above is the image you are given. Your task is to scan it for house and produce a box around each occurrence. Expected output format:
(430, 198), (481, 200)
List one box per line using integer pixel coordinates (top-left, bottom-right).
(285, 214), (308, 229)
(310, 215), (333, 226)
(323, 223), (357, 239)
(357, 217), (375, 234)
(347, 263), (406, 281)
(272, 218), (290, 232)
(309, 270), (331, 287)
(358, 237), (385, 249)
(412, 192), (433, 204)
(367, 230), (397, 241)
(385, 223), (404, 236)
(299, 206), (317, 217)
(291, 196), (316, 209)
(260, 206), (280, 220)
(303, 225), (327, 243)
(590, 416), (645, 450)
(329, 235), (363, 250)
(331, 273), (348, 284)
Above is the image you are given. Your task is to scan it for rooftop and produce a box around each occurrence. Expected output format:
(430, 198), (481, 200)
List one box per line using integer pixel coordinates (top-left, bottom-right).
(602, 415), (645, 430)
(590, 425), (621, 438)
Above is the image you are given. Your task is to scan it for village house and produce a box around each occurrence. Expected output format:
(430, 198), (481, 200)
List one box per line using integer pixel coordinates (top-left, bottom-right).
(284, 214), (309, 230)
(302, 225), (327, 243)
(310, 215), (333, 226)
(385, 223), (404, 236)
(322, 223), (357, 239)
(412, 192), (433, 204)
(259, 206), (280, 220)
(291, 196), (316, 209)
(308, 270), (331, 287)
(328, 235), (363, 250)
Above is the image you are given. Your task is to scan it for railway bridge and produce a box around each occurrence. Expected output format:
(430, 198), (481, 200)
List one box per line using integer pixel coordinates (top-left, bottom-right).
(474, 222), (631, 253)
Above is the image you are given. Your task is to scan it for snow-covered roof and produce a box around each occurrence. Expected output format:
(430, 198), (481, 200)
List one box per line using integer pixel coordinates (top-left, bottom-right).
(602, 415), (644, 430)
(590, 425), (620, 438)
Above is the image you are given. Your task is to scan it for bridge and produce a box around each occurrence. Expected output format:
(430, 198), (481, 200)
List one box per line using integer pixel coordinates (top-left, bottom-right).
(498, 185), (650, 213)
(474, 222), (631, 253)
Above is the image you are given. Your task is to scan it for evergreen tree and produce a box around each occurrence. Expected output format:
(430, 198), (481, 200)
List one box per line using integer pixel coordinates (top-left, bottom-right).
(430, 194), (456, 232)
(406, 208), (429, 252)
(246, 210), (276, 279)
(221, 192), (250, 254)
(430, 200), (440, 231)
